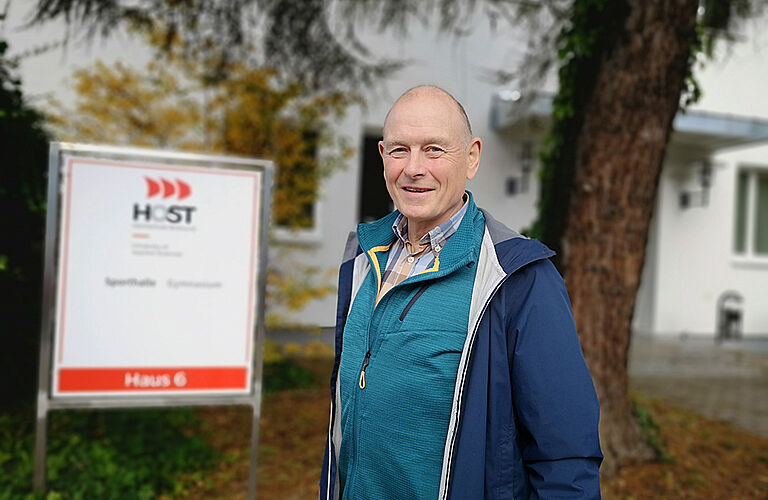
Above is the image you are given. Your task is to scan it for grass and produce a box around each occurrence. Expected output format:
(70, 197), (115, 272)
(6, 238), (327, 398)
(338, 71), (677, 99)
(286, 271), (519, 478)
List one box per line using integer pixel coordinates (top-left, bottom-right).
(603, 396), (768, 499)
(185, 358), (768, 500)
(0, 357), (320, 500)
(4, 356), (767, 499)
(632, 395), (674, 464)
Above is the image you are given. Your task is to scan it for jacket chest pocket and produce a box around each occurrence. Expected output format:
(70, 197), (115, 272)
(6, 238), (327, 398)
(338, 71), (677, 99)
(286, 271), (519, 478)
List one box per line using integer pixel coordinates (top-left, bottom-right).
(395, 277), (474, 335)
(399, 283), (430, 321)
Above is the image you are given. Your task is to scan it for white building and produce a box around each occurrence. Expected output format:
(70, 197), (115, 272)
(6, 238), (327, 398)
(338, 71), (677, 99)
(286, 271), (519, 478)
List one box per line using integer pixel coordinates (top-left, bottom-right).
(275, 14), (768, 340)
(9, 7), (768, 339)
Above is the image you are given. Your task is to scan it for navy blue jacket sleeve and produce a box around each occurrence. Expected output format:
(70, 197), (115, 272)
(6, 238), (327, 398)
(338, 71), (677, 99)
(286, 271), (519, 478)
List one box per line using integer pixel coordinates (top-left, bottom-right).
(508, 259), (602, 499)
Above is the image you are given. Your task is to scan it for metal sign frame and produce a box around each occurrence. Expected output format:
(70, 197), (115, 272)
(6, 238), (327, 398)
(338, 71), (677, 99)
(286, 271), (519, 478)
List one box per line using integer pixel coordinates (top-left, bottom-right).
(34, 142), (273, 499)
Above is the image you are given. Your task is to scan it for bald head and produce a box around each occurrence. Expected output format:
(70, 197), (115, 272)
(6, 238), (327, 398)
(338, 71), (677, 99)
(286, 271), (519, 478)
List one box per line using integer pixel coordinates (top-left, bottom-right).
(378, 84), (482, 242)
(383, 85), (473, 147)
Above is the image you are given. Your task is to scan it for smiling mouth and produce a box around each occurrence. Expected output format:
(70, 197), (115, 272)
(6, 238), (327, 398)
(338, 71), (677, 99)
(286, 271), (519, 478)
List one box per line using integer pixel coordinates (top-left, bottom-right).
(402, 187), (434, 193)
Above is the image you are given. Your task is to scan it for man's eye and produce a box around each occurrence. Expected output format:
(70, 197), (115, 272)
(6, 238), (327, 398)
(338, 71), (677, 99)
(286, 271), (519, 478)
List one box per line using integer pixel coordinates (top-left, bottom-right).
(426, 146), (444, 155)
(389, 148), (407, 156)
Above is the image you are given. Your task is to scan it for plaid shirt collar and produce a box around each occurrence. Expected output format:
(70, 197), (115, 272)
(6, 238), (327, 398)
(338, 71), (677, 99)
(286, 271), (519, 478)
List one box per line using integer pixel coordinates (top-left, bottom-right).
(391, 193), (469, 255)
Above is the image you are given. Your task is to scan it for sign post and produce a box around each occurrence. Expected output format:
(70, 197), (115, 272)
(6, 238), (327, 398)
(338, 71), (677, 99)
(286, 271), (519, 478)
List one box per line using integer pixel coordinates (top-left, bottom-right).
(34, 142), (272, 498)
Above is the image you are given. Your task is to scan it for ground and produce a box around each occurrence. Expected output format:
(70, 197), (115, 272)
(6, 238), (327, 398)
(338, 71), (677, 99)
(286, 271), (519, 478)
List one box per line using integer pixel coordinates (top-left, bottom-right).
(603, 397), (768, 499)
(166, 356), (768, 500)
(629, 336), (768, 438)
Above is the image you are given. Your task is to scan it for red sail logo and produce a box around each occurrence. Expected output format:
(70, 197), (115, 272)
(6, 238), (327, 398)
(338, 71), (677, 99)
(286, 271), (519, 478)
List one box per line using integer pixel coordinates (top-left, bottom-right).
(144, 177), (191, 200)
(135, 177), (196, 224)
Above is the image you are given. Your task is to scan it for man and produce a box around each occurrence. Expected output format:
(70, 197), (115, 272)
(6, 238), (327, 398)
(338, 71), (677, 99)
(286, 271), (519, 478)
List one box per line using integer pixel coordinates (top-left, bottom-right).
(320, 86), (602, 500)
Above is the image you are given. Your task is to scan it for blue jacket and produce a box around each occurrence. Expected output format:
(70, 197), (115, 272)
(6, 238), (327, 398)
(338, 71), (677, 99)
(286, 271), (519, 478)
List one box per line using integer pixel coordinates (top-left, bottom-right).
(320, 206), (602, 499)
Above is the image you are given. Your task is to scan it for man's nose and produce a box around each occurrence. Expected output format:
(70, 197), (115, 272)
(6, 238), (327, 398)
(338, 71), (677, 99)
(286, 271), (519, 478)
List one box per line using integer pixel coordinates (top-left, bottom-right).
(403, 152), (426, 178)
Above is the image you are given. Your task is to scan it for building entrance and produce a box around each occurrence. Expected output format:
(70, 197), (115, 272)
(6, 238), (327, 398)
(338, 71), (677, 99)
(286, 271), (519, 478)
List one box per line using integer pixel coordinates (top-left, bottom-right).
(359, 134), (393, 223)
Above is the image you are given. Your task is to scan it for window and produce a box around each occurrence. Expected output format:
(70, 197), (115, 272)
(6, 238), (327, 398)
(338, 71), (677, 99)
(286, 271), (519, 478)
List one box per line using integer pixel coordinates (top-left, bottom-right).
(358, 134), (393, 223)
(734, 169), (768, 257)
(273, 130), (319, 233)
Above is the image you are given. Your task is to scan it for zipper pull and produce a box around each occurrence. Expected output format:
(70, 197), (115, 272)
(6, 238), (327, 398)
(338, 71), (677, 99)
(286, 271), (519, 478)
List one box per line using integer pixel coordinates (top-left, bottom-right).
(358, 351), (371, 389)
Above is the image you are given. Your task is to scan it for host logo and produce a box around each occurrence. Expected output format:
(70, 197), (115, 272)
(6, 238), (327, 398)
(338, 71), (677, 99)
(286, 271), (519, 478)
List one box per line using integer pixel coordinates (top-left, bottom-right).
(133, 204), (196, 224)
(134, 176), (196, 224)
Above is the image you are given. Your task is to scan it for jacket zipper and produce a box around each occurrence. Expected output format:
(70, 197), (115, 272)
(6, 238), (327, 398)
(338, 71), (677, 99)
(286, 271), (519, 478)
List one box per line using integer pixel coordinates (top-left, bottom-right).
(440, 255), (550, 500)
(358, 350), (371, 389)
(349, 294), (378, 495)
(439, 274), (510, 500)
(358, 286), (379, 391)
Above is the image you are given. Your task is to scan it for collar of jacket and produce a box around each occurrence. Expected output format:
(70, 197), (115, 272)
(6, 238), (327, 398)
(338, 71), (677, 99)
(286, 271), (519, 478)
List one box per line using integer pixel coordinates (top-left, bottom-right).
(478, 207), (555, 275)
(349, 191), (555, 280)
(356, 191), (483, 284)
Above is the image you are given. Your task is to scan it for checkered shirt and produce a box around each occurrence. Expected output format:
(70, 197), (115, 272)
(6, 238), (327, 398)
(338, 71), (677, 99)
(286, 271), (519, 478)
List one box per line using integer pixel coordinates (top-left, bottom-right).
(376, 197), (468, 305)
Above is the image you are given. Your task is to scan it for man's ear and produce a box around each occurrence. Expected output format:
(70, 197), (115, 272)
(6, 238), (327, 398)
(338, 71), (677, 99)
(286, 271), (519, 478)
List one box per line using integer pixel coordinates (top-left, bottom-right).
(466, 137), (482, 180)
(378, 141), (388, 182)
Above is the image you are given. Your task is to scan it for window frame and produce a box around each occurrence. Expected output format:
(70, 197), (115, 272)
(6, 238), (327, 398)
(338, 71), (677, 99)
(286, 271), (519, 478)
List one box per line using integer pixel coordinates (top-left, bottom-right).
(732, 165), (768, 267)
(271, 199), (323, 244)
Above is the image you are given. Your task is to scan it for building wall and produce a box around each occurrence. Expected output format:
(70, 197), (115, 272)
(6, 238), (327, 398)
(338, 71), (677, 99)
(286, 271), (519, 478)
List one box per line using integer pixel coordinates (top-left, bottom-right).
(631, 196), (659, 334)
(645, 144), (768, 337)
(283, 17), (550, 327)
(279, 14), (768, 333)
(690, 16), (768, 118)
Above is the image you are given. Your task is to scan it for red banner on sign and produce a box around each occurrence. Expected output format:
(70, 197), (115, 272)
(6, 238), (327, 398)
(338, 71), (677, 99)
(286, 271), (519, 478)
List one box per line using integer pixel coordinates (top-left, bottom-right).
(58, 367), (248, 392)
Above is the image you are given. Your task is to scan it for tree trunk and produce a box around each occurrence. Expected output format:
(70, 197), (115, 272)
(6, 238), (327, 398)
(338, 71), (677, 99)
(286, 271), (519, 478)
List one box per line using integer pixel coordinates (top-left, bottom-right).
(561, 0), (699, 475)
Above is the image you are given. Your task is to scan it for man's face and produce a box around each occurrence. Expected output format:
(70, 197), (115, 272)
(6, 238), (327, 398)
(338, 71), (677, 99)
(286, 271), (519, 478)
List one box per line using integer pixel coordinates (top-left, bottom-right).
(379, 92), (481, 239)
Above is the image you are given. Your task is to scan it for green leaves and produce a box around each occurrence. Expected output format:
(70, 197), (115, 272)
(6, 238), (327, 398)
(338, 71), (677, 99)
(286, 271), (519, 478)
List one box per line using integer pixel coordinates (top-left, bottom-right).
(263, 360), (317, 394)
(0, 407), (217, 499)
(0, 35), (50, 405)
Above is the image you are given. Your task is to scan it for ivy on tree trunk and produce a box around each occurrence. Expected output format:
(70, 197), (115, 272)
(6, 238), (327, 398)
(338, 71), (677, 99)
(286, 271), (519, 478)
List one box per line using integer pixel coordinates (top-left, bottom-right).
(535, 0), (700, 474)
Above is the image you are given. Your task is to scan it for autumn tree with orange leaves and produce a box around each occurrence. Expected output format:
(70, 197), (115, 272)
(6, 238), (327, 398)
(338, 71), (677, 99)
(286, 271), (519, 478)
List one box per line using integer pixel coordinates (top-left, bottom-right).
(49, 60), (352, 229)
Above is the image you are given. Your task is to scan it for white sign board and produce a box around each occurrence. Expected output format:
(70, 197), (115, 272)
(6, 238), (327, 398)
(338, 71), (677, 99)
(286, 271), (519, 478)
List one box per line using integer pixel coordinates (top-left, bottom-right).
(47, 146), (270, 398)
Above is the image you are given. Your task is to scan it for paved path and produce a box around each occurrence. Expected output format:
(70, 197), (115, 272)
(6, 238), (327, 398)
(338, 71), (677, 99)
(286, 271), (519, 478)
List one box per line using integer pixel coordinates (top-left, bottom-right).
(268, 329), (768, 437)
(629, 336), (768, 437)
